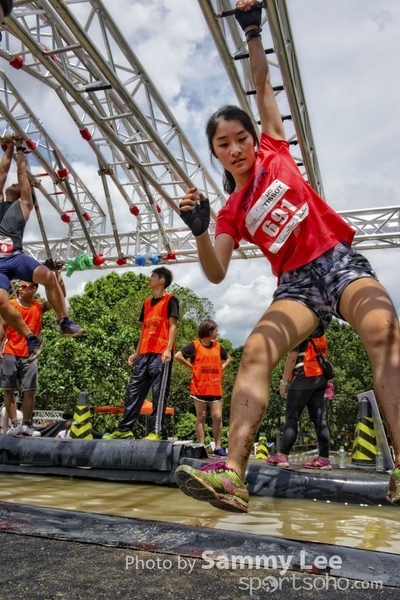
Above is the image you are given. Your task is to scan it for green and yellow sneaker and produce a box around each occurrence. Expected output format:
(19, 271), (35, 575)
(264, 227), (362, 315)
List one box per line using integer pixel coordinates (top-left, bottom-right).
(387, 465), (400, 504)
(103, 430), (133, 440)
(174, 462), (249, 513)
(146, 432), (162, 441)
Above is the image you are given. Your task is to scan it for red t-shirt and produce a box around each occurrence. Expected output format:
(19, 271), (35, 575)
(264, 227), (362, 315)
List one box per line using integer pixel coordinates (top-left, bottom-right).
(215, 134), (355, 277)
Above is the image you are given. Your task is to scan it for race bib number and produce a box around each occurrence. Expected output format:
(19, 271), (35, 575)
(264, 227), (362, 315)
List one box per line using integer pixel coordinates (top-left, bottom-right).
(245, 179), (308, 254)
(0, 237), (14, 258)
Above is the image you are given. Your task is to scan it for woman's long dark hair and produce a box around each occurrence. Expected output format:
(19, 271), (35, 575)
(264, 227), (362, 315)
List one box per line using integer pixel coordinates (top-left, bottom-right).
(205, 105), (259, 195)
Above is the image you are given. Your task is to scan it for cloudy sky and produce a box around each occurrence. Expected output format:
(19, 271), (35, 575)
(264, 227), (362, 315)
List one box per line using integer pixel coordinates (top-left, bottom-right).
(3, 1), (400, 347)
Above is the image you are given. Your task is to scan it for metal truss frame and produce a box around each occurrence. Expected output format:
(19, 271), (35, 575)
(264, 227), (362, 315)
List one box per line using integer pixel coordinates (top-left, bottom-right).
(0, 0), (399, 271)
(198, 0), (324, 195)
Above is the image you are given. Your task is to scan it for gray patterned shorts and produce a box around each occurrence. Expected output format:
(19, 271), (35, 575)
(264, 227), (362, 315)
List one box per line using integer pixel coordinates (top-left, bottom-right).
(0, 354), (38, 391)
(273, 242), (378, 329)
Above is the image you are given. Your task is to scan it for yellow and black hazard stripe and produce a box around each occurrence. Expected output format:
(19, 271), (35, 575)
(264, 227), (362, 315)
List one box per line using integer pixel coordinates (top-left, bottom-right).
(351, 400), (377, 466)
(70, 391), (93, 440)
(255, 437), (269, 460)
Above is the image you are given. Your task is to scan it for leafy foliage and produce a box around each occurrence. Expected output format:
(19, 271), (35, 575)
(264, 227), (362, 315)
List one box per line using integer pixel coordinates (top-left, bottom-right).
(324, 319), (373, 444)
(175, 412), (198, 440)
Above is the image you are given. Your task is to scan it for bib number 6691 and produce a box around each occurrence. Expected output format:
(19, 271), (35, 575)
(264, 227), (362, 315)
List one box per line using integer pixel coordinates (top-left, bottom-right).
(262, 201), (295, 238)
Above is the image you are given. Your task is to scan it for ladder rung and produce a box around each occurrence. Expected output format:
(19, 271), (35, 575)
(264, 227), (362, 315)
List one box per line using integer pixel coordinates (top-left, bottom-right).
(234, 48), (274, 61)
(247, 85), (284, 95)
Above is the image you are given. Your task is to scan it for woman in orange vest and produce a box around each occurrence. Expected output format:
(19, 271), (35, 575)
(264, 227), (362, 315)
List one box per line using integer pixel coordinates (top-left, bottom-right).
(266, 329), (331, 469)
(175, 319), (232, 457)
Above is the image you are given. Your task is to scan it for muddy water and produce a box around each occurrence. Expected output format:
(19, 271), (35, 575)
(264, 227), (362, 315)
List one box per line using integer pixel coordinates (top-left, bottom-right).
(0, 473), (399, 554)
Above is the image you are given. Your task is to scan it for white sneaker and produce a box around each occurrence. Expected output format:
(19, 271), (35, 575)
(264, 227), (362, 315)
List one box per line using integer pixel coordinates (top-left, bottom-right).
(21, 424), (41, 437)
(6, 424), (41, 437)
(6, 424), (23, 435)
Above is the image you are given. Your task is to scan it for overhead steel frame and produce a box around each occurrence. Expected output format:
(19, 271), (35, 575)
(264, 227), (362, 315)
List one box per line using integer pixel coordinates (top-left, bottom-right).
(199, 0), (400, 252)
(0, 70), (106, 261)
(198, 0), (324, 195)
(0, 0), (399, 270)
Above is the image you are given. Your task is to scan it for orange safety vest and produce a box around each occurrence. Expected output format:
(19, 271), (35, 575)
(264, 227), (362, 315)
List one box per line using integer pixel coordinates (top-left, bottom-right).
(190, 339), (223, 396)
(296, 335), (328, 378)
(139, 294), (174, 355)
(3, 299), (43, 358)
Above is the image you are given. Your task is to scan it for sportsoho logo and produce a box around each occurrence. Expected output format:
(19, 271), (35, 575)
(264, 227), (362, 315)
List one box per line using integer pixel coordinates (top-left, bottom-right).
(238, 574), (383, 595)
(200, 551), (382, 595)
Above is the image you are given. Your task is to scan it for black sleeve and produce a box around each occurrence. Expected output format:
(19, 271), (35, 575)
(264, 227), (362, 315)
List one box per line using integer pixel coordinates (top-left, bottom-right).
(139, 303), (145, 323)
(220, 346), (228, 360)
(295, 338), (310, 353)
(1, 1), (14, 18)
(180, 342), (195, 361)
(168, 296), (179, 319)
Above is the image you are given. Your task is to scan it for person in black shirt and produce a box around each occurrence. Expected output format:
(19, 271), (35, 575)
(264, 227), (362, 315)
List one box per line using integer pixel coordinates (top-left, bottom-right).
(266, 329), (331, 469)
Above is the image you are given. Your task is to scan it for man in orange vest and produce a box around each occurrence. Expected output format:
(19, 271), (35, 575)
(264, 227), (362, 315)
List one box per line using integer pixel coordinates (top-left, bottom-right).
(104, 267), (179, 440)
(0, 266), (66, 436)
(266, 328), (332, 469)
(175, 319), (232, 456)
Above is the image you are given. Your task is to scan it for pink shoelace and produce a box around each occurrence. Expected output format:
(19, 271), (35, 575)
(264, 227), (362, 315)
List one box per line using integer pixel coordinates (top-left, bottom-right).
(200, 461), (233, 473)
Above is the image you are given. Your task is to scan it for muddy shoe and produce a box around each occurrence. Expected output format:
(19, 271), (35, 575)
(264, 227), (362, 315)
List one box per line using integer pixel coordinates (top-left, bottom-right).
(387, 466), (400, 504)
(103, 430), (133, 440)
(175, 462), (249, 513)
(59, 318), (85, 337)
(27, 335), (45, 363)
(265, 453), (289, 468)
(303, 456), (332, 470)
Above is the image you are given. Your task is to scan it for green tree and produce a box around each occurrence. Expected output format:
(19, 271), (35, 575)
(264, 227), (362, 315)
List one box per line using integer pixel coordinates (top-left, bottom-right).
(325, 319), (373, 441)
(220, 345), (241, 423)
(170, 284), (214, 323)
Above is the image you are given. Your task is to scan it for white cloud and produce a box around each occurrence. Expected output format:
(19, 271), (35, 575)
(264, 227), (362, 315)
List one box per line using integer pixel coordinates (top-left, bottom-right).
(214, 275), (276, 344)
(287, 0), (400, 210)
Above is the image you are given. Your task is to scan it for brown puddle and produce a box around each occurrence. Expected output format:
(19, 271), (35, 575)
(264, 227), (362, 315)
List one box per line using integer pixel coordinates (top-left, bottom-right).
(0, 473), (399, 554)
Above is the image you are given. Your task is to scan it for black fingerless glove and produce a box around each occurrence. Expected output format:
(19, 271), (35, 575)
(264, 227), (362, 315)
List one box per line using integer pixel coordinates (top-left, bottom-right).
(44, 259), (64, 271)
(43, 258), (56, 270)
(235, 2), (262, 31)
(179, 198), (210, 237)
